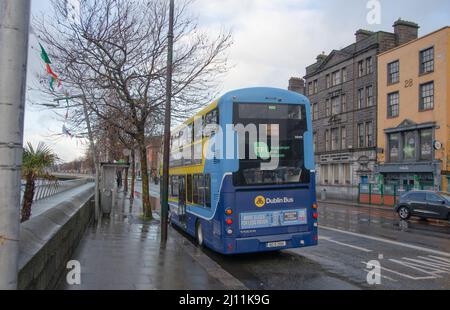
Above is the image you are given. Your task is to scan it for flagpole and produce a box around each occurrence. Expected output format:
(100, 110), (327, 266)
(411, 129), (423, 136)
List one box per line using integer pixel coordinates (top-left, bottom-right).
(0, 0), (31, 290)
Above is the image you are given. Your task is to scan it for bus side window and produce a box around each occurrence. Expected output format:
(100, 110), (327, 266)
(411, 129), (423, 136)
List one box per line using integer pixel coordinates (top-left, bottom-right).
(170, 176), (179, 198)
(194, 116), (204, 142)
(198, 174), (205, 206)
(187, 175), (193, 203)
(205, 174), (211, 208)
(193, 175), (199, 204)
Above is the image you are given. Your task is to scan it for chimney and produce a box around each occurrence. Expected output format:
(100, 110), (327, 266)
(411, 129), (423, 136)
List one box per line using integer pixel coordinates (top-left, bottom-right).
(316, 52), (327, 64)
(355, 29), (373, 42)
(393, 19), (419, 45)
(288, 77), (305, 95)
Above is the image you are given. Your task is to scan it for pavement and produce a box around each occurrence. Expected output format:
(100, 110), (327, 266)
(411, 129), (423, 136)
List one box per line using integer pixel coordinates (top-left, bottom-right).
(57, 190), (246, 290)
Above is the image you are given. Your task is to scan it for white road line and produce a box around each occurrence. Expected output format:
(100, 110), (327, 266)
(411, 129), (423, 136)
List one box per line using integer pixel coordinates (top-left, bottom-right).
(417, 256), (450, 268)
(361, 261), (437, 280)
(388, 259), (443, 277)
(319, 236), (372, 253)
(363, 269), (398, 282)
(403, 257), (450, 272)
(428, 255), (450, 263)
(321, 225), (450, 258)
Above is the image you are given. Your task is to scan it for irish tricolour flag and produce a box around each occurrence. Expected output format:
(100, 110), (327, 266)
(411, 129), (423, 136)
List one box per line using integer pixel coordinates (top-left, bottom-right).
(39, 43), (61, 91)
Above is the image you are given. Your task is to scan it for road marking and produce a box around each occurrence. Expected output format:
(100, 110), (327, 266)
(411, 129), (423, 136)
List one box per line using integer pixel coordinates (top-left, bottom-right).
(403, 257), (450, 272)
(388, 259), (443, 277)
(321, 225), (450, 258)
(363, 269), (398, 282)
(319, 236), (372, 253)
(428, 255), (450, 263)
(361, 261), (437, 280)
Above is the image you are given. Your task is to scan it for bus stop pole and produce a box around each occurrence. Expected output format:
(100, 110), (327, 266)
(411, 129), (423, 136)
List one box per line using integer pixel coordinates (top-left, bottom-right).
(0, 0), (31, 290)
(161, 0), (174, 245)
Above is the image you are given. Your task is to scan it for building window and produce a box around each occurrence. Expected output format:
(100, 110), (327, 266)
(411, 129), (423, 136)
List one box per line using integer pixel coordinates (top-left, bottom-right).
(366, 122), (374, 147)
(322, 165), (329, 185)
(388, 133), (400, 162)
(313, 132), (318, 152)
(331, 96), (340, 115)
(332, 70), (341, 86)
(326, 99), (331, 117)
(420, 129), (433, 161)
(387, 92), (399, 118)
(420, 47), (434, 74)
(325, 130), (330, 152)
(358, 123), (365, 148)
(341, 94), (347, 113)
(313, 80), (318, 94)
(308, 82), (313, 95)
(333, 164), (340, 185)
(366, 86), (374, 107)
(358, 60), (365, 77)
(341, 127), (347, 149)
(331, 128), (339, 151)
(343, 164), (351, 185)
(358, 88), (364, 109)
(419, 81), (434, 111)
(342, 68), (348, 83)
(313, 103), (319, 120)
(366, 57), (374, 74)
(388, 61), (399, 84)
(403, 131), (416, 161)
(326, 74), (331, 88)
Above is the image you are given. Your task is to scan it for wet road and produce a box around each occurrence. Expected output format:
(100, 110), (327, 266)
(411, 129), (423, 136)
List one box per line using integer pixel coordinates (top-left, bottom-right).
(195, 203), (450, 290)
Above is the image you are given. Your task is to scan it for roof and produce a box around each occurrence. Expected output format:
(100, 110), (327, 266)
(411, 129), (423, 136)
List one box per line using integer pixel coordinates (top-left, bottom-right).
(378, 26), (450, 57)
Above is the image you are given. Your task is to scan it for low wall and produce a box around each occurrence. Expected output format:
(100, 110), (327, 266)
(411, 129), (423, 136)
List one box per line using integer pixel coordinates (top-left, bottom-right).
(18, 183), (95, 290)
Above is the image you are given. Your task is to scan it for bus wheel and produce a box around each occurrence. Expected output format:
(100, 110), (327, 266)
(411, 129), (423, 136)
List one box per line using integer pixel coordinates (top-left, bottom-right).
(196, 221), (204, 247)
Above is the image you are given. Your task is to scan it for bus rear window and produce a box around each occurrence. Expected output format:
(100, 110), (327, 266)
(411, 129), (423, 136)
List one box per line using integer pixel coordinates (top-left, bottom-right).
(238, 103), (305, 120)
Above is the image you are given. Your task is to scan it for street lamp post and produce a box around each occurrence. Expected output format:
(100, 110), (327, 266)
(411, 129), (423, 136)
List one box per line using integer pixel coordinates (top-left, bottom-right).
(161, 0), (175, 245)
(0, 0), (31, 290)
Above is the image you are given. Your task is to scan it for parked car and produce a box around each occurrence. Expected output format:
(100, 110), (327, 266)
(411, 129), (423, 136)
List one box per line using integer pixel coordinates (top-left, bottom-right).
(395, 190), (450, 221)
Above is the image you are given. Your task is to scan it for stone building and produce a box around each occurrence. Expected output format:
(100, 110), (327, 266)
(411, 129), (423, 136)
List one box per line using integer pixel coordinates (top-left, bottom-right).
(296, 19), (420, 201)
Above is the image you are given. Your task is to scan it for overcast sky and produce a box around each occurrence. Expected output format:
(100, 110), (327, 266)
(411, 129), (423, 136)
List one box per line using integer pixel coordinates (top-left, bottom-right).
(25, 0), (450, 162)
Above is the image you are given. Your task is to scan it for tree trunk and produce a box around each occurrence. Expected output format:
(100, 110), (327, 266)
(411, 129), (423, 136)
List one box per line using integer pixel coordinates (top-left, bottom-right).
(124, 155), (129, 194)
(130, 149), (136, 199)
(21, 175), (35, 223)
(139, 139), (153, 219)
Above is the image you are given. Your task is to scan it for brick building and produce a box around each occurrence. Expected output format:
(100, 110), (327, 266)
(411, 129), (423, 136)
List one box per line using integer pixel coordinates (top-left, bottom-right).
(294, 19), (420, 201)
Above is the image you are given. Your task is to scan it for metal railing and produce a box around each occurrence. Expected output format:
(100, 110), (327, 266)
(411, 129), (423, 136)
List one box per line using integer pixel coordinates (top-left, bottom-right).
(358, 183), (436, 206)
(20, 178), (92, 204)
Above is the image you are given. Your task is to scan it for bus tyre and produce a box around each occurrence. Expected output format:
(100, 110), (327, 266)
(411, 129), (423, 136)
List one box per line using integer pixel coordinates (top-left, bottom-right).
(398, 207), (411, 220)
(196, 222), (204, 247)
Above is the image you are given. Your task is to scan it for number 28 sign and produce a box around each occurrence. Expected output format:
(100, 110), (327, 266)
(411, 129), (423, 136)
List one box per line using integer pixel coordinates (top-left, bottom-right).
(405, 79), (413, 88)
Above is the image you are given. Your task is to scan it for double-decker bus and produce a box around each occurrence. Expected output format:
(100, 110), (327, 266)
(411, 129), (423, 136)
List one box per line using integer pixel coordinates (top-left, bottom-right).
(167, 87), (318, 254)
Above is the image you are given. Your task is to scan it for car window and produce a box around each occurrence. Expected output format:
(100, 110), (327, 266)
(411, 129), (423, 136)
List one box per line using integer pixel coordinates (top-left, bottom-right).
(427, 193), (444, 203)
(407, 193), (426, 201)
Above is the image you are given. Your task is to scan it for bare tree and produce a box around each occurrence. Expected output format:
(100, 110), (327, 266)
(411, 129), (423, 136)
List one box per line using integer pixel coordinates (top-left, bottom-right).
(33, 0), (232, 219)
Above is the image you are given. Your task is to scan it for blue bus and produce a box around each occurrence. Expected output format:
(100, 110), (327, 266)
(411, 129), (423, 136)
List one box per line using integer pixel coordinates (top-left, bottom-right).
(167, 87), (318, 254)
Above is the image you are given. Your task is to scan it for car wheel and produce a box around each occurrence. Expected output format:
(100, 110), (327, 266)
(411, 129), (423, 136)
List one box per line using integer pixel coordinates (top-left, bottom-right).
(196, 221), (204, 247)
(398, 207), (411, 220)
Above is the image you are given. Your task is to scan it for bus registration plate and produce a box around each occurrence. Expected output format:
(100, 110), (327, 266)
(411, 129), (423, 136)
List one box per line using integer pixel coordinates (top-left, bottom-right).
(267, 241), (287, 248)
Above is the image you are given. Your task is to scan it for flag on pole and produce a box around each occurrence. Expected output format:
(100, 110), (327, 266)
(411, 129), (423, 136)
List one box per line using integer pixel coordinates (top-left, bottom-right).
(39, 43), (62, 91)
